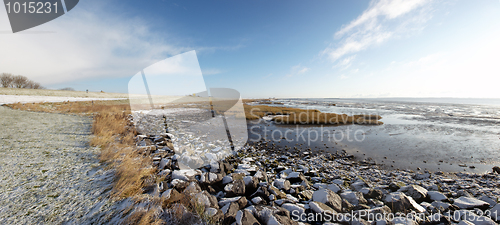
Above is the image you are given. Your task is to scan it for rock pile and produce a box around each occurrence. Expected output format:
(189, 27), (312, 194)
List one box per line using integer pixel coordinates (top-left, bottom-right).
(134, 132), (500, 225)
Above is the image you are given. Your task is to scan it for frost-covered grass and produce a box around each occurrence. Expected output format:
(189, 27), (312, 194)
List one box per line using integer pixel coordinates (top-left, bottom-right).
(0, 106), (116, 224)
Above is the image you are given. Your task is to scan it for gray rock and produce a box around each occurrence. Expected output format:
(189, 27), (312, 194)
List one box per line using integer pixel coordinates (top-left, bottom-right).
(453, 196), (490, 209)
(159, 158), (171, 170)
(194, 191), (211, 208)
(490, 204), (500, 221)
(351, 180), (369, 191)
(363, 188), (383, 200)
(235, 209), (261, 225)
(401, 185), (428, 202)
(225, 179), (246, 197)
(269, 185), (287, 199)
(286, 172), (307, 184)
(219, 196), (242, 208)
(251, 197), (263, 205)
(170, 179), (189, 190)
(327, 183), (342, 193)
(309, 201), (336, 214)
(384, 192), (425, 213)
(223, 175), (233, 184)
(492, 166), (500, 174)
(388, 182), (404, 192)
(253, 206), (298, 225)
(312, 189), (342, 212)
(428, 191), (448, 202)
(274, 179), (291, 191)
(281, 203), (305, 220)
(223, 202), (240, 224)
(298, 190), (313, 201)
(171, 169), (199, 181)
(183, 181), (201, 195)
(478, 195), (497, 207)
(340, 190), (367, 206)
(205, 207), (218, 217)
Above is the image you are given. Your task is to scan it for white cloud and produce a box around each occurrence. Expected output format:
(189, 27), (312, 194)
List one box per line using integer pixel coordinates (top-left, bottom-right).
(0, 0), (233, 86)
(285, 64), (310, 77)
(334, 55), (356, 70)
(323, 0), (433, 63)
(340, 74), (349, 79)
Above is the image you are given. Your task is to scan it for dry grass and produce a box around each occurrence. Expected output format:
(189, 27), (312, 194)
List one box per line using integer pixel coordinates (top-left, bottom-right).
(243, 103), (383, 125)
(5, 100), (162, 223)
(5, 100), (131, 115)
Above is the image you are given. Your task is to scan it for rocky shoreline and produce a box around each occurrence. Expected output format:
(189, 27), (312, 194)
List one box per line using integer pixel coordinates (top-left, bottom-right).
(133, 113), (500, 225)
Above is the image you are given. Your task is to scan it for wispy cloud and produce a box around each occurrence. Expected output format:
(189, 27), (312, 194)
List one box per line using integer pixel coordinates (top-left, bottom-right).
(323, 0), (433, 63)
(0, 0), (236, 85)
(334, 55), (356, 70)
(285, 64), (310, 77)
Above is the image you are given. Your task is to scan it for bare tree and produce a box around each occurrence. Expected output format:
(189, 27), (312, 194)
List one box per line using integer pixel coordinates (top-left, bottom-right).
(1, 73), (14, 88)
(12, 75), (29, 88)
(1, 73), (44, 89)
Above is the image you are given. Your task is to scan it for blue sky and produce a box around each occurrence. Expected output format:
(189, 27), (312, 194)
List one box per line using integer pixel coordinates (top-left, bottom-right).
(1, 0), (500, 98)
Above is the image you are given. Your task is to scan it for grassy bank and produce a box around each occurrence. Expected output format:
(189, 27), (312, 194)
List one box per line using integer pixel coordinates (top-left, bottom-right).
(5, 100), (161, 224)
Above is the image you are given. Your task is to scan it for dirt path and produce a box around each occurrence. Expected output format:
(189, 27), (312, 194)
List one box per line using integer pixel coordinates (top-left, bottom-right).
(0, 106), (117, 224)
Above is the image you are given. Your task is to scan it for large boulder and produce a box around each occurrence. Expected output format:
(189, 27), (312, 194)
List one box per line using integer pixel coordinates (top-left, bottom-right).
(286, 172), (307, 184)
(225, 179), (246, 197)
(400, 185), (428, 202)
(490, 204), (500, 221)
(340, 190), (367, 206)
(171, 169), (199, 181)
(312, 189), (342, 212)
(250, 186), (271, 202)
(453, 196), (490, 210)
(183, 181), (201, 195)
(363, 188), (383, 200)
(383, 192), (425, 213)
(309, 201), (335, 214)
(427, 191), (448, 202)
(274, 179), (291, 191)
(268, 185), (287, 199)
(298, 190), (313, 201)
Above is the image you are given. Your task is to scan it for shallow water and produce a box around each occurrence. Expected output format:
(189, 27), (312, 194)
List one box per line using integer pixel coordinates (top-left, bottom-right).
(0, 107), (119, 224)
(253, 98), (500, 173)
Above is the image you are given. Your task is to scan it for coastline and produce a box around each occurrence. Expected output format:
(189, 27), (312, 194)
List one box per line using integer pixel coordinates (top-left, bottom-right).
(2, 99), (499, 224)
(127, 103), (500, 224)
